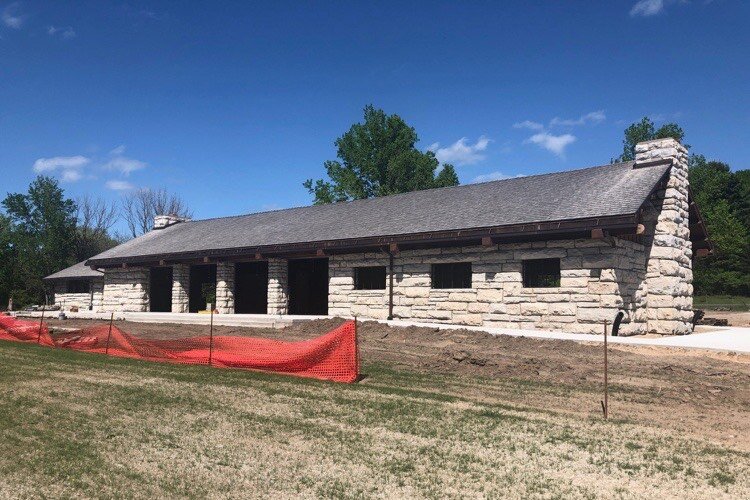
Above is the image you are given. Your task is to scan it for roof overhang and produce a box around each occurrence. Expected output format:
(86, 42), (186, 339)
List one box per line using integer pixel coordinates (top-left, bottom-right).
(86, 213), (641, 268)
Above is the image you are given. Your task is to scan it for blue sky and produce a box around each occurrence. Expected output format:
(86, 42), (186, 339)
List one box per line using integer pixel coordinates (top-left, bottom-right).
(1, 1), (748, 233)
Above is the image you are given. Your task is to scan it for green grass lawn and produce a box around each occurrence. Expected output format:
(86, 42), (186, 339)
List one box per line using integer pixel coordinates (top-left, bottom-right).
(0, 341), (748, 499)
(694, 295), (750, 311)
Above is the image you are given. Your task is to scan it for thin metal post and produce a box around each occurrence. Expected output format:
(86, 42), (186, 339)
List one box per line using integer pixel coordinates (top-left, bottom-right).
(105, 312), (114, 355)
(37, 305), (46, 344)
(353, 315), (360, 378)
(602, 320), (608, 419)
(208, 308), (214, 366)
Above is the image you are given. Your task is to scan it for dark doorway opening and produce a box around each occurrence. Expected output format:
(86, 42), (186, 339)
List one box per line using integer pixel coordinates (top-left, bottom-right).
(288, 258), (328, 315)
(234, 261), (268, 314)
(189, 264), (217, 313)
(149, 267), (173, 312)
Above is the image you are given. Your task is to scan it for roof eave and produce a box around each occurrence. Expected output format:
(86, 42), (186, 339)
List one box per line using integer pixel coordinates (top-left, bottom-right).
(86, 213), (640, 267)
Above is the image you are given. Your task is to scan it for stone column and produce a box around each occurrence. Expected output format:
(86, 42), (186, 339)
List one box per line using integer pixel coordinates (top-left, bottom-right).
(636, 138), (693, 334)
(216, 262), (235, 314)
(102, 267), (149, 312)
(172, 264), (190, 313)
(267, 258), (288, 315)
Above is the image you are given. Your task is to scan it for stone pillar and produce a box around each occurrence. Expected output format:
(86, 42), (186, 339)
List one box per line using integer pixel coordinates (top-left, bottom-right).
(267, 258), (288, 315)
(172, 264), (190, 313)
(216, 262), (235, 314)
(102, 267), (149, 312)
(636, 138), (693, 334)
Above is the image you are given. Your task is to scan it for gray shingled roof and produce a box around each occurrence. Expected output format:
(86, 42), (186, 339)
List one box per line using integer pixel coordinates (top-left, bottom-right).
(45, 260), (104, 281)
(87, 161), (670, 265)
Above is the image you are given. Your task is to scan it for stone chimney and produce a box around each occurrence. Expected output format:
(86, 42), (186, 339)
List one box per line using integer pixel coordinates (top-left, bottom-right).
(635, 138), (693, 334)
(153, 214), (190, 230)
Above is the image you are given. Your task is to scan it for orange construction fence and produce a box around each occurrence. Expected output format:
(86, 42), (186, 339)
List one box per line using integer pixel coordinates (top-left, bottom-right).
(0, 313), (359, 383)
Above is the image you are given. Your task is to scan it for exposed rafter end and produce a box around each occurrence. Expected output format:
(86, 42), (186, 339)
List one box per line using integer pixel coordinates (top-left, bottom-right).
(481, 236), (493, 247)
(389, 243), (400, 254)
(591, 228), (605, 239)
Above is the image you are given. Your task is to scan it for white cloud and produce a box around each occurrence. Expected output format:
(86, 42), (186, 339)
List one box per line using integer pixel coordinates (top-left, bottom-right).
(524, 133), (576, 157)
(105, 180), (135, 191)
(2, 3), (22, 29)
(32, 155), (90, 182)
(513, 120), (545, 131)
(47, 25), (76, 39)
(630, 0), (665, 17)
(472, 172), (524, 183)
(109, 145), (126, 156)
(103, 156), (146, 176)
(428, 135), (490, 166)
(550, 110), (606, 127)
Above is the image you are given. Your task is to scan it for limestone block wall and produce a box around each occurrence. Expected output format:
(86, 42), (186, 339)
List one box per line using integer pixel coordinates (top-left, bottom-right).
(637, 138), (694, 334)
(52, 279), (104, 311)
(267, 258), (288, 315)
(102, 268), (149, 312)
(216, 262), (235, 314)
(172, 264), (189, 313)
(329, 238), (648, 335)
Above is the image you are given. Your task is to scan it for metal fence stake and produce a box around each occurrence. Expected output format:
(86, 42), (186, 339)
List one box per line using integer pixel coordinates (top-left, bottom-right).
(37, 305), (46, 344)
(105, 312), (114, 355)
(208, 308), (214, 366)
(602, 320), (608, 420)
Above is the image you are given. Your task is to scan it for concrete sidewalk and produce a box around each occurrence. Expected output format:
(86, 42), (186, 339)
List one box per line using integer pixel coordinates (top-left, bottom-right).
(380, 319), (750, 354)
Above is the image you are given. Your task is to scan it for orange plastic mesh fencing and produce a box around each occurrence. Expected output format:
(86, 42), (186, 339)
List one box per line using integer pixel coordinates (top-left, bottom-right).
(0, 314), (359, 383)
(0, 314), (55, 347)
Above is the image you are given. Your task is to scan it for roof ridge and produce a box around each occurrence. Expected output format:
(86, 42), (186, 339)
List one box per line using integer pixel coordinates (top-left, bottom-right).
(183, 160), (635, 225)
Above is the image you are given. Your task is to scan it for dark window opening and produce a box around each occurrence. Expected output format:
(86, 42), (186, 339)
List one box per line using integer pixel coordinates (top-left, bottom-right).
(522, 258), (561, 288)
(66, 280), (90, 294)
(234, 261), (268, 314)
(149, 267), (173, 312)
(288, 258), (328, 315)
(354, 266), (386, 290)
(189, 264), (217, 312)
(431, 262), (472, 289)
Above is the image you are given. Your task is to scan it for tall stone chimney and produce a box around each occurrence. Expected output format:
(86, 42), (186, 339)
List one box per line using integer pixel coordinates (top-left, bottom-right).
(153, 214), (190, 230)
(636, 138), (693, 334)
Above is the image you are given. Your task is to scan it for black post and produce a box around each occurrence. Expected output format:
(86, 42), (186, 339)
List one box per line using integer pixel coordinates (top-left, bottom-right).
(37, 305), (46, 344)
(105, 312), (114, 355)
(602, 320), (608, 419)
(208, 308), (214, 366)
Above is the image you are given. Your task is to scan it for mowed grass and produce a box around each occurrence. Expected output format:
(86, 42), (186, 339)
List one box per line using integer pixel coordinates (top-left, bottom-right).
(694, 295), (750, 311)
(0, 342), (748, 499)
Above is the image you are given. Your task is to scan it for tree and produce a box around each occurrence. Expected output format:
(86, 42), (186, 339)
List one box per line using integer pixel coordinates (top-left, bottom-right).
(121, 187), (192, 238)
(304, 105), (459, 204)
(1, 176), (78, 306)
(75, 194), (120, 261)
(616, 117), (687, 162)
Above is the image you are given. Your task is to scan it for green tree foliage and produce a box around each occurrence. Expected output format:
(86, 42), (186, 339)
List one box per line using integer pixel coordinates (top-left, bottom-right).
(617, 117), (687, 162)
(304, 105), (459, 204)
(688, 155), (750, 295)
(617, 119), (750, 296)
(1, 176), (78, 306)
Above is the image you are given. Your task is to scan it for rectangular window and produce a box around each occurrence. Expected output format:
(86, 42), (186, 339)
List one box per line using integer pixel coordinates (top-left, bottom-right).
(431, 262), (472, 289)
(522, 258), (561, 288)
(354, 266), (386, 290)
(66, 280), (90, 294)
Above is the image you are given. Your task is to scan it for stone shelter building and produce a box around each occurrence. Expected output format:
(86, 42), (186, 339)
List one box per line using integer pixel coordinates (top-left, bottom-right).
(44, 260), (104, 311)
(52, 138), (710, 335)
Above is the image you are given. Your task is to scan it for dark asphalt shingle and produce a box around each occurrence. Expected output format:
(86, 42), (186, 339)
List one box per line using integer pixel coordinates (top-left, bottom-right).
(87, 160), (669, 264)
(44, 260), (104, 280)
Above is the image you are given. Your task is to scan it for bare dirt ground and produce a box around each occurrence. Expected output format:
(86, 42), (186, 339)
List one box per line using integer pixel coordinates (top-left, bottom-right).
(700, 310), (750, 327)
(45, 317), (750, 452)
